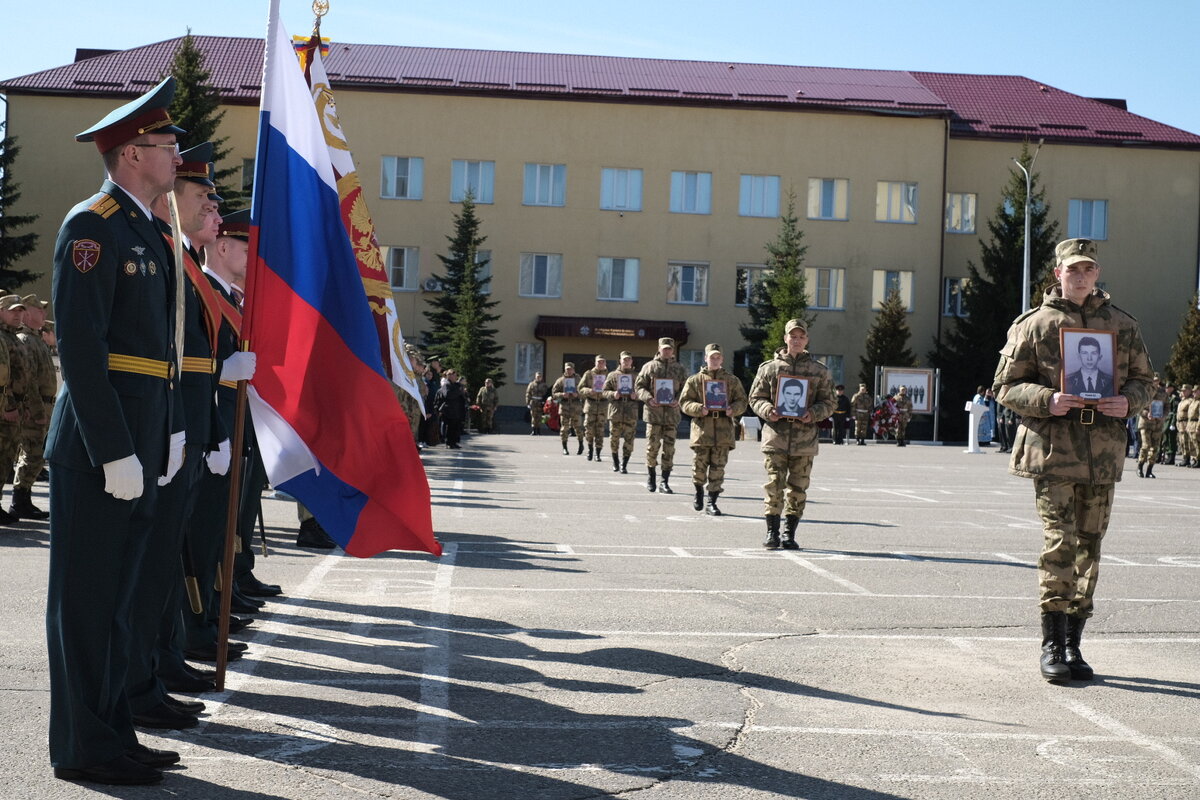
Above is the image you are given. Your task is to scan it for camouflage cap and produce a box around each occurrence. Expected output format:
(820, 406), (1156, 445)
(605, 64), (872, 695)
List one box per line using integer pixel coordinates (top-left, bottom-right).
(704, 343), (721, 355)
(1183, 384), (1194, 391)
(619, 350), (633, 359)
(0, 294), (26, 311)
(20, 293), (49, 308)
(594, 354), (606, 361)
(658, 337), (675, 349)
(859, 383), (867, 389)
(563, 362), (575, 370)
(785, 318), (807, 333)
(1055, 238), (1100, 268)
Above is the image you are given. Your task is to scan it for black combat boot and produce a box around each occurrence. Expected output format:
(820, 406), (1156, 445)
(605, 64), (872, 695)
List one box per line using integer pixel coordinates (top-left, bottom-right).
(1039, 611), (1071, 682)
(781, 515), (800, 549)
(612, 453), (621, 472)
(1064, 615), (1094, 681)
(1146, 463), (1156, 478)
(659, 471), (673, 494)
(897, 439), (906, 447)
(577, 438), (584, 455)
(621, 455), (629, 474)
(647, 467), (657, 493)
(705, 492), (722, 516)
(562, 440), (569, 455)
(10, 487), (49, 520)
(857, 438), (865, 446)
(587, 444), (594, 461)
(1137, 462), (1144, 477)
(763, 515), (781, 550)
(693, 483), (704, 511)
(595, 446), (603, 464)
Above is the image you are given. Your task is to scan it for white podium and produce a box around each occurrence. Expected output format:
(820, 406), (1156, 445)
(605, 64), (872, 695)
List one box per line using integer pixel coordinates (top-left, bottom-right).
(964, 401), (986, 454)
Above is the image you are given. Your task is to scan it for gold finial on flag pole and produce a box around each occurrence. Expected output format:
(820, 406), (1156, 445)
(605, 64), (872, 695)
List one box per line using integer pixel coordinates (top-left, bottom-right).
(313, 0), (329, 33)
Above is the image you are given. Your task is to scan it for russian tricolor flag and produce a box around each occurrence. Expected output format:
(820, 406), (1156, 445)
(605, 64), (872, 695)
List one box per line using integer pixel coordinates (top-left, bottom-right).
(244, 0), (440, 558)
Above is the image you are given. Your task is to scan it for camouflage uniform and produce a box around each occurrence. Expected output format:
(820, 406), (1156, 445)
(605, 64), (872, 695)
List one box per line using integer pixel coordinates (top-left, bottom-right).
(1185, 388), (1200, 465)
(850, 385), (873, 443)
(635, 340), (689, 491)
(893, 389), (913, 445)
(578, 362), (609, 460)
(14, 318), (56, 494)
(551, 367), (584, 453)
(1135, 381), (1168, 475)
(475, 383), (498, 433)
(524, 377), (548, 434)
(603, 355), (639, 472)
(0, 314), (32, 506)
(399, 345), (427, 444)
(679, 353), (748, 506)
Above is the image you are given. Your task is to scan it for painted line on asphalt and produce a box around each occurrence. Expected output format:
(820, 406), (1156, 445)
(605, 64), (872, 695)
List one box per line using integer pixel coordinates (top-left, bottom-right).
(414, 541), (458, 758)
(780, 552), (873, 594)
(1048, 693), (1200, 780)
(668, 547), (694, 558)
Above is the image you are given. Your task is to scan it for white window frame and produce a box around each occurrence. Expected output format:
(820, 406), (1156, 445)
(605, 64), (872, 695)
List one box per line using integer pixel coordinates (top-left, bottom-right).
(519, 253), (563, 298)
(735, 264), (771, 308)
(381, 156), (424, 200)
(1068, 198), (1109, 240)
(669, 171), (712, 214)
(597, 257), (639, 302)
(523, 162), (566, 207)
(739, 174), (780, 218)
(876, 181), (918, 223)
(515, 342), (544, 384)
(450, 159), (495, 204)
(680, 349), (706, 374)
(474, 250), (492, 296)
(872, 269), (914, 311)
(600, 167), (643, 211)
(667, 262), (709, 305)
(807, 177), (849, 221)
(386, 246), (419, 291)
(943, 276), (969, 317)
(804, 267), (845, 310)
(945, 192), (976, 234)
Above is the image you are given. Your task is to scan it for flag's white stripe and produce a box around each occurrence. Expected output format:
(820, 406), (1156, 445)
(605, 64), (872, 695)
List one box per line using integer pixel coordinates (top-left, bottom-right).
(247, 386), (319, 485)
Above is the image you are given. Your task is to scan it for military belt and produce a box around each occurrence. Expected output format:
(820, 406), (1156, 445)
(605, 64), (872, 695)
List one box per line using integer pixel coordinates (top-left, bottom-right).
(1077, 407), (1095, 425)
(181, 356), (217, 374)
(108, 353), (175, 380)
(219, 379), (237, 389)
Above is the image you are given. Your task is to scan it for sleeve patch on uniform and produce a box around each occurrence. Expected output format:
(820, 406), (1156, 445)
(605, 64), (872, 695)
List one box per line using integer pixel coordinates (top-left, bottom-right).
(72, 240), (101, 273)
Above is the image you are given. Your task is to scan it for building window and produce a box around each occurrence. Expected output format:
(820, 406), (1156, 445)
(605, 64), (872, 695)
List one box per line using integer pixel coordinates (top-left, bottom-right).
(945, 192), (976, 234)
(381, 156), (423, 200)
(876, 181), (918, 223)
(811, 354), (845, 386)
(475, 250), (492, 296)
(807, 178), (849, 220)
(943, 277), (969, 317)
(523, 163), (566, 207)
(669, 171), (712, 214)
(739, 174), (780, 218)
(804, 267), (845, 310)
(600, 167), (643, 211)
(597, 257), (639, 301)
(667, 262), (708, 304)
(387, 246), (418, 291)
(872, 269), (914, 311)
(735, 265), (771, 307)
(516, 342), (544, 384)
(680, 349), (706, 374)
(519, 253), (563, 298)
(450, 159), (495, 203)
(241, 158), (255, 193)
(1069, 199), (1108, 240)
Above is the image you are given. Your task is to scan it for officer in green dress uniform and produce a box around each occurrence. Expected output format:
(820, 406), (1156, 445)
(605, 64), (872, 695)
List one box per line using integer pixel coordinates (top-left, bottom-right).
(45, 76), (188, 785)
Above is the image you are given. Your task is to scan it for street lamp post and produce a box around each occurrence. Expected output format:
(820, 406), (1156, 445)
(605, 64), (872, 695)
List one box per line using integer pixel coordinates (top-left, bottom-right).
(1012, 139), (1044, 313)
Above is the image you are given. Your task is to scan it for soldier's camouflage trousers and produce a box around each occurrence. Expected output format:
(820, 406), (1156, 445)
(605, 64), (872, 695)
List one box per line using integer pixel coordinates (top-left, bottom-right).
(645, 423), (677, 470)
(1178, 430), (1192, 461)
(529, 402), (544, 432)
(0, 422), (21, 488)
(1033, 478), (1114, 618)
(609, 417), (636, 459)
(763, 451), (814, 516)
(560, 411), (584, 443)
(1188, 427), (1200, 460)
(1136, 425), (1163, 465)
(478, 407), (495, 432)
(692, 446), (730, 494)
(584, 411), (608, 446)
(15, 421), (48, 490)
(895, 417), (908, 441)
(854, 412), (870, 439)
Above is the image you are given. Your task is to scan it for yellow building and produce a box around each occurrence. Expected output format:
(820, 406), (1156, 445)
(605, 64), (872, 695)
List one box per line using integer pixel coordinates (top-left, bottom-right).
(3, 37), (1198, 410)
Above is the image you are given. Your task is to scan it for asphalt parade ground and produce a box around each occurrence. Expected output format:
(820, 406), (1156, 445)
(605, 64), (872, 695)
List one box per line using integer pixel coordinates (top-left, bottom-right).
(2, 431), (1198, 799)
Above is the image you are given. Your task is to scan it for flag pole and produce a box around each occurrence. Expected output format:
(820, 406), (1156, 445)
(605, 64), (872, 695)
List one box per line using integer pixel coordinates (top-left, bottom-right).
(214, 369), (249, 691)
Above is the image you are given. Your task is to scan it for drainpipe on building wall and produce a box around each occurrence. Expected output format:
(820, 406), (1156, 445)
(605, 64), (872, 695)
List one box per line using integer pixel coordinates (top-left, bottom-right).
(934, 116), (949, 347)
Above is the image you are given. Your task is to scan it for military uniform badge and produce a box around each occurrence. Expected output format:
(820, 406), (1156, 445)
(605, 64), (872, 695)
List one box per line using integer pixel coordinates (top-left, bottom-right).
(73, 239), (101, 273)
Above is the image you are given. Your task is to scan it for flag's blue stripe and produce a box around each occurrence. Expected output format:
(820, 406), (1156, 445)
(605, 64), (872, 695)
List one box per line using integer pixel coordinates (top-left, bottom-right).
(277, 465), (369, 550)
(250, 110), (386, 378)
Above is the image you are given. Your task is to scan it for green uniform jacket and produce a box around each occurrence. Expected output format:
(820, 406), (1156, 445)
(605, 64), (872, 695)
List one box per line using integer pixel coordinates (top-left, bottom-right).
(524, 380), (548, 406)
(680, 367), (748, 448)
(551, 374), (583, 416)
(17, 326), (57, 423)
(578, 367), (610, 413)
(749, 348), (835, 456)
(1137, 385), (1168, 430)
(475, 386), (498, 409)
(602, 367), (639, 423)
(0, 327), (30, 421)
(635, 354), (688, 426)
(993, 286), (1153, 484)
(851, 389), (873, 414)
(894, 393), (913, 422)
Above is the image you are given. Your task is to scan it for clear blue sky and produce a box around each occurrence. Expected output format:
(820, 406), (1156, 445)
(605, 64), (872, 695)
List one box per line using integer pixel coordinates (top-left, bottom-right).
(3, 0), (1198, 136)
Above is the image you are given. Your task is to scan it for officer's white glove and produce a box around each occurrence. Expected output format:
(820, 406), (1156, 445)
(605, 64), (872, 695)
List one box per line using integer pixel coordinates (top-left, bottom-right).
(102, 454), (144, 501)
(157, 431), (186, 486)
(206, 438), (231, 476)
(220, 351), (257, 382)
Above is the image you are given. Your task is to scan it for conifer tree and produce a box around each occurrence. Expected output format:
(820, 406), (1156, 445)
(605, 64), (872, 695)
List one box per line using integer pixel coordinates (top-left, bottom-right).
(1165, 294), (1200, 385)
(423, 193), (504, 392)
(168, 31), (245, 209)
(860, 289), (918, 387)
(0, 126), (40, 287)
(930, 143), (1059, 438)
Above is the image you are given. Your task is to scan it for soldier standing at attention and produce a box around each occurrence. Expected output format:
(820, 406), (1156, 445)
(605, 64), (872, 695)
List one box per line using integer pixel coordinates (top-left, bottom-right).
(1184, 384), (1200, 467)
(525, 371), (548, 435)
(475, 377), (498, 434)
(994, 238), (1153, 683)
(551, 362), (584, 455)
(831, 384), (851, 445)
(11, 294), (56, 520)
(680, 343), (748, 515)
(578, 355), (609, 462)
(1175, 385), (1193, 466)
(635, 337), (688, 493)
(749, 319), (834, 549)
(1136, 375), (1168, 478)
(851, 383), (873, 445)
(0, 296), (33, 519)
(603, 351), (639, 473)
(893, 385), (913, 447)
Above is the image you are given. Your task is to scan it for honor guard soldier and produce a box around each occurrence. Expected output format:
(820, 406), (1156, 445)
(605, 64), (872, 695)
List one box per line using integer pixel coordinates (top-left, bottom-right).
(578, 355), (610, 462)
(552, 362), (585, 455)
(11, 294), (56, 520)
(679, 343), (748, 515)
(635, 337), (688, 493)
(603, 351), (639, 473)
(525, 371), (548, 435)
(994, 238), (1153, 682)
(749, 319), (834, 549)
(850, 383), (872, 445)
(45, 77), (188, 785)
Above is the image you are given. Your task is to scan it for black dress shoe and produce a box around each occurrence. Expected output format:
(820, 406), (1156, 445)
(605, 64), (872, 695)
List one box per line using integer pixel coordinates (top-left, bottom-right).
(127, 743), (180, 768)
(55, 755), (162, 785)
(132, 703), (199, 730)
(183, 664), (216, 680)
(159, 670), (216, 694)
(163, 694), (205, 715)
(228, 615), (253, 633)
(238, 575), (283, 597)
(184, 645), (244, 662)
(297, 519), (338, 549)
(230, 596), (263, 615)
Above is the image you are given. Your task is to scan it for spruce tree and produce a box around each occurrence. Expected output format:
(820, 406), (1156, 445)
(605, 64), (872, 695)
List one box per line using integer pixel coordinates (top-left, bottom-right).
(0, 126), (40, 288)
(168, 31), (245, 209)
(1165, 294), (1200, 385)
(860, 289), (918, 387)
(423, 193), (504, 392)
(930, 143), (1059, 439)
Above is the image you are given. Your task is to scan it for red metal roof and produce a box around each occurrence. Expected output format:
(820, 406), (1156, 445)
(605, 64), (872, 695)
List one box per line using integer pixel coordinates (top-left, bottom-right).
(3, 36), (1197, 148)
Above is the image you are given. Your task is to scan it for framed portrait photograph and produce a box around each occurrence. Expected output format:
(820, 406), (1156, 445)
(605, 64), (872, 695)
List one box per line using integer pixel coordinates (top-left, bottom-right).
(1059, 328), (1117, 401)
(881, 367), (935, 414)
(1149, 399), (1165, 419)
(617, 374), (633, 396)
(563, 376), (577, 395)
(654, 378), (675, 404)
(592, 374), (606, 393)
(703, 379), (728, 410)
(775, 375), (809, 419)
